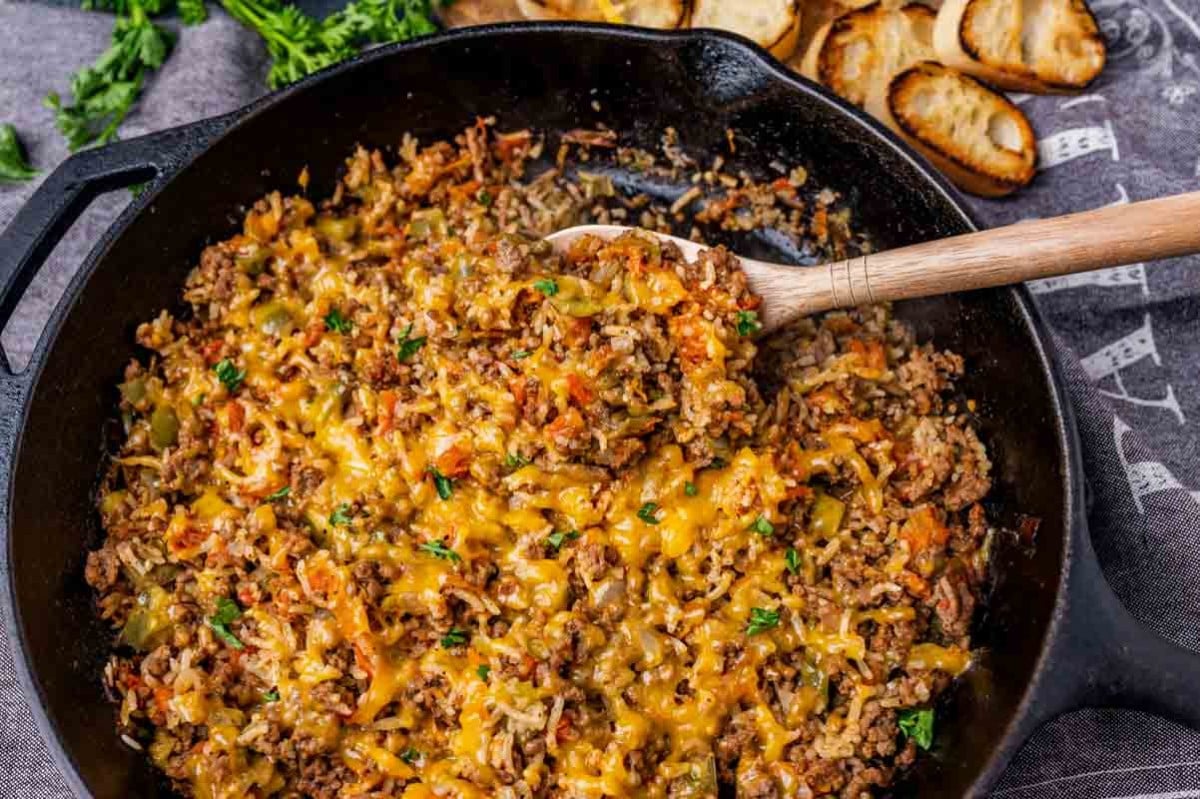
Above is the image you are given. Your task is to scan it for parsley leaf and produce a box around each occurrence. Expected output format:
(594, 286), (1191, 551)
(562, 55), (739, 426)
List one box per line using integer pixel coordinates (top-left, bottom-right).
(748, 515), (774, 536)
(221, 0), (439, 90)
(477, 189), (493, 206)
(427, 467), (453, 500)
(735, 310), (761, 337)
(637, 502), (661, 525)
(396, 324), (427, 362)
(546, 530), (580, 552)
(477, 664), (491, 680)
(47, 0), (175, 151)
(684, 481), (698, 497)
(329, 503), (353, 526)
(898, 708), (934, 750)
(419, 539), (461, 563)
(0, 125), (38, 182)
(440, 627), (469, 648)
(263, 688), (280, 702)
(746, 607), (780, 636)
(785, 547), (801, 575)
(511, 349), (532, 360)
(209, 597), (244, 649)
(504, 452), (530, 469)
(178, 0), (208, 24)
(264, 485), (290, 502)
(399, 746), (421, 764)
(324, 307), (352, 333)
(532, 278), (559, 297)
(213, 359), (246, 392)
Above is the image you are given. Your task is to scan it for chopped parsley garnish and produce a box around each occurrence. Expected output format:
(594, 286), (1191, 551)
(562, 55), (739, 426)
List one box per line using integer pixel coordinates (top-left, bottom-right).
(263, 689), (280, 702)
(477, 664), (491, 680)
(735, 310), (762, 337)
(396, 324), (427, 362)
(546, 529), (580, 551)
(213, 359), (246, 392)
(440, 627), (469, 648)
(399, 747), (421, 764)
(684, 481), (698, 497)
(329, 503), (353, 527)
(324, 307), (352, 333)
(898, 708), (935, 750)
(264, 485), (290, 502)
(637, 502), (661, 525)
(504, 452), (531, 469)
(706, 457), (727, 470)
(512, 349), (532, 360)
(419, 539), (461, 563)
(746, 607), (780, 636)
(785, 547), (801, 575)
(477, 189), (493, 206)
(427, 467), (453, 500)
(532, 278), (559, 297)
(749, 515), (774, 536)
(209, 597), (244, 650)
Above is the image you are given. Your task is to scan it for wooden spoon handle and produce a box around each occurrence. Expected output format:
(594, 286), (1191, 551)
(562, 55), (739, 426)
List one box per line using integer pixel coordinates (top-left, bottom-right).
(753, 190), (1200, 330)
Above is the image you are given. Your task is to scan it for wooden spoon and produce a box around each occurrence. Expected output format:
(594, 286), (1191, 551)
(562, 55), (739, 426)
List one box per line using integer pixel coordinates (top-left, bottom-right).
(545, 191), (1200, 332)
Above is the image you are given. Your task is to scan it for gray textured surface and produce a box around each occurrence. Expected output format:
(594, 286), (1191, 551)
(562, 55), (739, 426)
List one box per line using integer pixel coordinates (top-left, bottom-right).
(2, 1), (1200, 796)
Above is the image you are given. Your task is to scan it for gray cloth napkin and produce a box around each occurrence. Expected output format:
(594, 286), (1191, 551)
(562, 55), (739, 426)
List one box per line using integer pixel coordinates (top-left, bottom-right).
(2, 1), (1200, 797)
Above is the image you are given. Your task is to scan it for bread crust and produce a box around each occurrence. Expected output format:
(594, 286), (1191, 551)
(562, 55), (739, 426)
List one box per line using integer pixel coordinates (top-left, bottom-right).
(884, 61), (1037, 196)
(691, 0), (802, 59)
(933, 0), (1106, 92)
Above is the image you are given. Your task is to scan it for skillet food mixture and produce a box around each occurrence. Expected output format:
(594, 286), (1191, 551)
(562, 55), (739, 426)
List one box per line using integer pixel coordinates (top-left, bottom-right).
(87, 124), (993, 799)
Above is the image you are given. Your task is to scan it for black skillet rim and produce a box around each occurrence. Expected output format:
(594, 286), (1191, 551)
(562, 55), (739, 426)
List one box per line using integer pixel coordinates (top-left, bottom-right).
(0, 21), (1080, 799)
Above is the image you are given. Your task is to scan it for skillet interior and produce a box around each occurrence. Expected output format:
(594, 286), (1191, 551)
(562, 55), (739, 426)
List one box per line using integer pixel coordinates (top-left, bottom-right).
(6, 26), (1068, 798)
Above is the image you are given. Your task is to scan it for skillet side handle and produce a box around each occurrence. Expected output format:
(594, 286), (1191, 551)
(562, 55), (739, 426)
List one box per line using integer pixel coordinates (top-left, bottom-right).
(1046, 533), (1200, 730)
(0, 116), (238, 377)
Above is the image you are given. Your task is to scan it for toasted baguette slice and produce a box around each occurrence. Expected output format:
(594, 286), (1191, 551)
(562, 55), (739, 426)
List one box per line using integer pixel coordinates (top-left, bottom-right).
(933, 0), (1106, 92)
(515, 0), (690, 28)
(800, 2), (937, 109)
(883, 61), (1036, 196)
(691, 0), (802, 60)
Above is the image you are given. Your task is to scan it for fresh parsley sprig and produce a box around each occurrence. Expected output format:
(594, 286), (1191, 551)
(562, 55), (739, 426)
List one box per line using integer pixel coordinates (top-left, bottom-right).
(47, 0), (175, 151)
(0, 125), (38, 182)
(220, 0), (440, 89)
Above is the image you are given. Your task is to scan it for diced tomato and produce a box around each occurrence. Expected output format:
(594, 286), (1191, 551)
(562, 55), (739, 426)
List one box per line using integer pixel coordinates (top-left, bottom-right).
(565, 373), (594, 407)
(154, 687), (171, 713)
(169, 526), (207, 555)
(806, 386), (846, 415)
(900, 506), (948, 555)
(201, 340), (224, 365)
(508, 376), (528, 410)
(848, 338), (887, 370)
(494, 131), (532, 161)
(564, 316), (592, 348)
(448, 179), (481, 203)
(225, 400), (245, 433)
(435, 444), (471, 479)
(353, 640), (375, 678)
(377, 390), (397, 434)
(900, 570), (929, 598)
(546, 408), (585, 441)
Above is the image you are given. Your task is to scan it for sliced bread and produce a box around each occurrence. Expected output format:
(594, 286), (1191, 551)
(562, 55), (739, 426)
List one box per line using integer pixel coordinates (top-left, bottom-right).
(515, 0), (691, 28)
(933, 0), (1106, 92)
(883, 61), (1037, 195)
(799, 2), (937, 109)
(690, 0), (802, 60)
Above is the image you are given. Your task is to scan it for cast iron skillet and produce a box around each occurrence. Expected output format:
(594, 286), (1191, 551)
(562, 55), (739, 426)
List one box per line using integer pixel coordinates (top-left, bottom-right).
(1, 23), (1199, 799)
